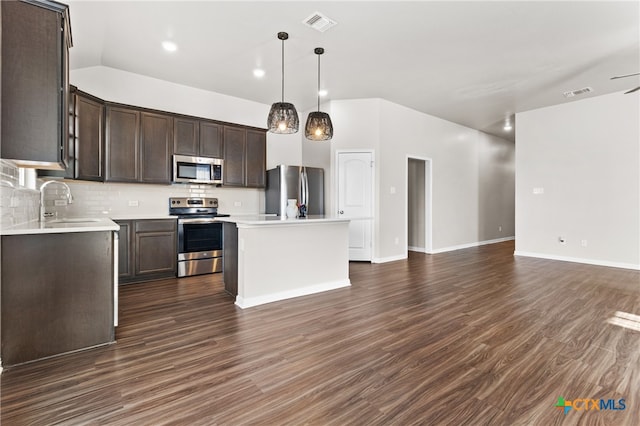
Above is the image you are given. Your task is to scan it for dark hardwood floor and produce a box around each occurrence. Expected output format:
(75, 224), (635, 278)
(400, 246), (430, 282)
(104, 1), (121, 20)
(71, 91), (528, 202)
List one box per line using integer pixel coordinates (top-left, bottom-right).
(1, 241), (639, 425)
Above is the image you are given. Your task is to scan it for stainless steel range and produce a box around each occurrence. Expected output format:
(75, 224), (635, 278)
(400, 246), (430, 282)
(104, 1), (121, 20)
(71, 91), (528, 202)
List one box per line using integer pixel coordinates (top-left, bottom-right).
(169, 197), (229, 277)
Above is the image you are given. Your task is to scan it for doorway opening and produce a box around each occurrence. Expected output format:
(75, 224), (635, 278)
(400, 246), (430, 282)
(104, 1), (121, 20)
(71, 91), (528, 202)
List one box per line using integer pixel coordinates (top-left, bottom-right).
(407, 156), (432, 254)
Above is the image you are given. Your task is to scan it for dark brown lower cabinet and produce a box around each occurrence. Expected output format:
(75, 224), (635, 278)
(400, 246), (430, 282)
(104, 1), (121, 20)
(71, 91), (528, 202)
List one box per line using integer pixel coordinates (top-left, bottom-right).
(116, 220), (133, 280)
(116, 219), (177, 284)
(1, 232), (115, 367)
(222, 222), (238, 297)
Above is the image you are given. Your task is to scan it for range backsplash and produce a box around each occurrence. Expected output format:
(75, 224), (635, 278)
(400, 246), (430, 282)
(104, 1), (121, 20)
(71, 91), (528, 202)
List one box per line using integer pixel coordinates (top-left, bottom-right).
(60, 181), (263, 218)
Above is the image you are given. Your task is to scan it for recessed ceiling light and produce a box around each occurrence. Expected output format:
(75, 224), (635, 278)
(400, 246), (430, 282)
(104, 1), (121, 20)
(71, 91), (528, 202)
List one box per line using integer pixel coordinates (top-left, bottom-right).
(503, 124), (512, 131)
(253, 69), (265, 78)
(162, 41), (177, 52)
(318, 89), (328, 97)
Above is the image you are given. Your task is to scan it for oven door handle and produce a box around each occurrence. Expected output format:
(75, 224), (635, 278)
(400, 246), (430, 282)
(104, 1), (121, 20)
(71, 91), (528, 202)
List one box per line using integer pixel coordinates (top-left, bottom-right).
(178, 218), (220, 224)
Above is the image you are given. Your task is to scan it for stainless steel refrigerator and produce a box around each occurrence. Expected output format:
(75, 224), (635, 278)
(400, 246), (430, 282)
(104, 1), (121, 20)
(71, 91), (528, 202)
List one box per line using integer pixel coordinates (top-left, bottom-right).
(265, 165), (324, 216)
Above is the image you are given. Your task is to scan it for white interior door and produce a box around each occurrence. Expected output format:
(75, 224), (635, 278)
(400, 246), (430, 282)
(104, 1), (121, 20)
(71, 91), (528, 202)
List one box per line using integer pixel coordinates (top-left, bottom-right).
(337, 151), (373, 261)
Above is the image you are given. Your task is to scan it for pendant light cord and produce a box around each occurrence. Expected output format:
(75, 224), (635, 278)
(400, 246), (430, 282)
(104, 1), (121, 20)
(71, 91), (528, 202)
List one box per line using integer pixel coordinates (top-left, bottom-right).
(317, 53), (321, 112)
(281, 38), (285, 103)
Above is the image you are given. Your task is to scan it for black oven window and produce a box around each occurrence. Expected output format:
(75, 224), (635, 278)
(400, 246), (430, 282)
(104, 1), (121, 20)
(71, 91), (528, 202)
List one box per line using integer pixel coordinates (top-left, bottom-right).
(177, 163), (211, 181)
(183, 223), (223, 252)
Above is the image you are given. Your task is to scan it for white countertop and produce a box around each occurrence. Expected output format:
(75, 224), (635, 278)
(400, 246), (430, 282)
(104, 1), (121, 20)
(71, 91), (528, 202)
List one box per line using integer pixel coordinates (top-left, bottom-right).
(1, 218), (120, 236)
(217, 214), (350, 227)
(110, 215), (176, 221)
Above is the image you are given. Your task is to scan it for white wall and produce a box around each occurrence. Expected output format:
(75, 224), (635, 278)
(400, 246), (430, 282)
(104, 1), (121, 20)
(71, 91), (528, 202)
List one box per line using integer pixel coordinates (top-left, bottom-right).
(515, 91), (640, 269)
(319, 98), (515, 261)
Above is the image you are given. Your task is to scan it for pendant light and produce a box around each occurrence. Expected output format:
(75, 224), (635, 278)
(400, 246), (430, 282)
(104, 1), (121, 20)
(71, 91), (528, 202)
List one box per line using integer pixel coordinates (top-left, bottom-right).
(304, 47), (333, 141)
(267, 32), (299, 134)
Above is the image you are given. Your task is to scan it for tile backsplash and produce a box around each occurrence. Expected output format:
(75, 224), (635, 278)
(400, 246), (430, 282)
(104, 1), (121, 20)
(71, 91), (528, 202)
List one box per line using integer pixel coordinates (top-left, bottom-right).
(62, 181), (263, 218)
(1, 158), (264, 228)
(0, 160), (40, 228)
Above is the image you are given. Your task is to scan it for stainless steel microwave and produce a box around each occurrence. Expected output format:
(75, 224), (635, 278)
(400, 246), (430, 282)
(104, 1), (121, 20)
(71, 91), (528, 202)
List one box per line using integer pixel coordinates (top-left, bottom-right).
(173, 155), (223, 184)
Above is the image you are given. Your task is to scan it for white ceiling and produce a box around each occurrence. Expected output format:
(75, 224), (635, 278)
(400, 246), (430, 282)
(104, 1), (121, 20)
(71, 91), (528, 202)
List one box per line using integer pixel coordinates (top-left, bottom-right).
(67, 1), (640, 142)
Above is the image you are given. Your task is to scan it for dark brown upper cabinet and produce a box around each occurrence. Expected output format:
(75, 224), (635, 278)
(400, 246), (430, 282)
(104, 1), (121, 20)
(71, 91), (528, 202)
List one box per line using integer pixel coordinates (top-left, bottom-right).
(199, 121), (224, 158)
(245, 130), (267, 188)
(105, 105), (140, 182)
(105, 105), (173, 184)
(223, 126), (267, 188)
(1, 0), (72, 170)
(174, 117), (223, 159)
(140, 112), (173, 184)
(173, 117), (199, 157)
(223, 126), (247, 187)
(75, 91), (104, 181)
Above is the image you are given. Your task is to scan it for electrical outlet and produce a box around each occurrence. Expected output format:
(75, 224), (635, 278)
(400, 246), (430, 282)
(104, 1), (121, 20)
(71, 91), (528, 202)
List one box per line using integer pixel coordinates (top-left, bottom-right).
(234, 201), (242, 207)
(533, 187), (544, 195)
(581, 239), (588, 247)
(394, 237), (399, 245)
(128, 200), (139, 207)
(498, 225), (502, 232)
(390, 186), (396, 194)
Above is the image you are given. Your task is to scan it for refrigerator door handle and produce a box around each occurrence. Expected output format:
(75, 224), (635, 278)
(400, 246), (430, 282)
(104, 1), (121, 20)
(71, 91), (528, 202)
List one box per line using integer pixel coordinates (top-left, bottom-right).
(303, 168), (309, 207)
(300, 167), (308, 207)
(299, 169), (305, 206)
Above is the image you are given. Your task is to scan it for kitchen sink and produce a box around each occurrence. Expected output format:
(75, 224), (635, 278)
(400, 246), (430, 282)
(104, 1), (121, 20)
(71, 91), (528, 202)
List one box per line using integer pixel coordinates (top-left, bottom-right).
(48, 218), (101, 223)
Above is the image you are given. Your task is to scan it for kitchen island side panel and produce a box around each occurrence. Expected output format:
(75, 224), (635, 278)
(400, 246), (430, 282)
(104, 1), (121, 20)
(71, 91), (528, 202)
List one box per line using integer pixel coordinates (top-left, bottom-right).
(235, 220), (350, 308)
(1, 232), (114, 366)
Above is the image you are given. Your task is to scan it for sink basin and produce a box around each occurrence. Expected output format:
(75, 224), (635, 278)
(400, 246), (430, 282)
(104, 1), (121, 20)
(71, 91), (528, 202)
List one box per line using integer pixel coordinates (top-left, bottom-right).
(48, 218), (101, 223)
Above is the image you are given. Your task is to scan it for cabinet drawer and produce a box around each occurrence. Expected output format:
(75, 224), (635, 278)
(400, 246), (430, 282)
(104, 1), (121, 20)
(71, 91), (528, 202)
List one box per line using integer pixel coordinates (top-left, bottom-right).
(135, 219), (176, 233)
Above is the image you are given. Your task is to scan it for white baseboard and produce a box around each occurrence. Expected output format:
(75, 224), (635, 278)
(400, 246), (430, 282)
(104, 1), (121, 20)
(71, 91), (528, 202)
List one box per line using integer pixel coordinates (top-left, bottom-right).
(408, 246), (428, 253)
(372, 254), (408, 264)
(514, 251), (640, 271)
(235, 279), (351, 309)
(430, 236), (515, 254)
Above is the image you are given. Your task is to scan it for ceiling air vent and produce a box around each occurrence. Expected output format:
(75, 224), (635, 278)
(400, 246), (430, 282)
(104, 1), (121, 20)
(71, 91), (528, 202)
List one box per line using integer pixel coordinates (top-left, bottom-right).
(302, 12), (337, 33)
(563, 87), (593, 98)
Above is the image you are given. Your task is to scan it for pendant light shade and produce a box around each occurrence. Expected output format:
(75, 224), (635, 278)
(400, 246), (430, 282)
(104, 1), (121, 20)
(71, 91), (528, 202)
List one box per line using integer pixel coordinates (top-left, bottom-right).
(305, 111), (333, 141)
(305, 47), (333, 141)
(268, 32), (299, 134)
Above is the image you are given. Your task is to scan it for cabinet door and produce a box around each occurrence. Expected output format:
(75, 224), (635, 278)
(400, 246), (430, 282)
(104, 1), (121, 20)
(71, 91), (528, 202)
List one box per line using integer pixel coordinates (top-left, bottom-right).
(200, 121), (223, 158)
(223, 126), (246, 186)
(245, 130), (266, 188)
(116, 220), (133, 281)
(75, 94), (104, 181)
(105, 106), (140, 182)
(173, 117), (199, 156)
(1, 1), (68, 169)
(134, 220), (177, 278)
(135, 233), (176, 276)
(140, 112), (173, 183)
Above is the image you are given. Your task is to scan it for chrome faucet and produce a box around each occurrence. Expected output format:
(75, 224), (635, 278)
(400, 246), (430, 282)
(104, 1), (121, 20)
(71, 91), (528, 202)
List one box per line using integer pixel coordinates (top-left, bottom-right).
(39, 180), (73, 221)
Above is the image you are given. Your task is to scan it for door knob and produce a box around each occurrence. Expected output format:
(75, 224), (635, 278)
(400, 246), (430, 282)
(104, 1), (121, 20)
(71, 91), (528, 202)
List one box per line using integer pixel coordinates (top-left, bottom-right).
(339, 210), (344, 214)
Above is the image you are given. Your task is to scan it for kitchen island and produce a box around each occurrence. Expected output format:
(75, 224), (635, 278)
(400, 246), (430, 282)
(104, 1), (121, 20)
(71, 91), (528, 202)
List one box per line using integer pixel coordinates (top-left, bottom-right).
(218, 215), (351, 308)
